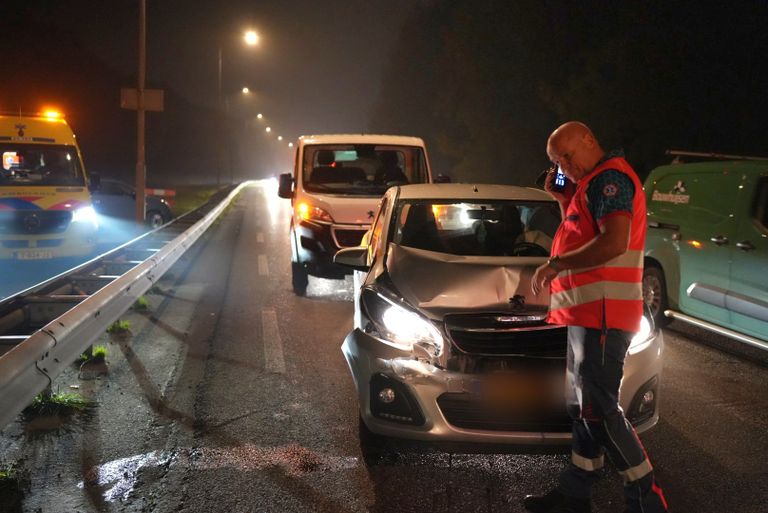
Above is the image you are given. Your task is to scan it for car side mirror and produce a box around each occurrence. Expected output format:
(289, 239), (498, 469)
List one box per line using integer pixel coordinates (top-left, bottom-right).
(88, 172), (101, 191)
(434, 174), (451, 183)
(334, 246), (369, 272)
(278, 173), (293, 198)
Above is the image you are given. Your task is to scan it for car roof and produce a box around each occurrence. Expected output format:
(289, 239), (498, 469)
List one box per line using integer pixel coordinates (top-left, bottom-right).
(395, 183), (555, 202)
(298, 134), (425, 146)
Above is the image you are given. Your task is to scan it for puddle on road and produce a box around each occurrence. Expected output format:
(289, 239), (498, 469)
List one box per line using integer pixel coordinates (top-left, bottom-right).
(78, 443), (359, 503)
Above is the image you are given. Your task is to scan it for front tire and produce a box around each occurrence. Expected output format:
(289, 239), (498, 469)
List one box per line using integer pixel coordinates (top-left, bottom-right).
(291, 261), (308, 296)
(358, 415), (393, 466)
(643, 265), (670, 327)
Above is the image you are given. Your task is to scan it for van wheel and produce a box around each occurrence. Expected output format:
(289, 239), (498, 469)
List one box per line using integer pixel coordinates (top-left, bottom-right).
(643, 265), (670, 327)
(291, 262), (309, 296)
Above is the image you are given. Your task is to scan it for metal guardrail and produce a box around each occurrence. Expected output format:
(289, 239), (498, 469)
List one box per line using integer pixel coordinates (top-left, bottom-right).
(0, 182), (249, 430)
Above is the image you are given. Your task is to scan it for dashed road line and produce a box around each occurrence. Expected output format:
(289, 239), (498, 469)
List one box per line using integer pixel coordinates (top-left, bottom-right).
(261, 309), (285, 373)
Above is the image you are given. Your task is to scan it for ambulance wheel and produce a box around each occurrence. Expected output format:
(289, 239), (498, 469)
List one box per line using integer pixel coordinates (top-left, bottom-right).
(643, 265), (670, 327)
(291, 261), (308, 296)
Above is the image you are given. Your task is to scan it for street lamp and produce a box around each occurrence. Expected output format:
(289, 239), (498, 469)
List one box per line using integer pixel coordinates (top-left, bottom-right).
(217, 29), (259, 185)
(265, 126), (271, 133)
(242, 87), (250, 94)
(277, 135), (283, 141)
(257, 113), (263, 119)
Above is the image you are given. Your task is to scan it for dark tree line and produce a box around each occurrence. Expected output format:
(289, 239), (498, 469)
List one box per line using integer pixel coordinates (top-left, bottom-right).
(370, 1), (768, 185)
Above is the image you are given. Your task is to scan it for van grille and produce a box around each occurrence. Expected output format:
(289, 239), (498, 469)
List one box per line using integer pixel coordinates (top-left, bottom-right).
(0, 211), (72, 235)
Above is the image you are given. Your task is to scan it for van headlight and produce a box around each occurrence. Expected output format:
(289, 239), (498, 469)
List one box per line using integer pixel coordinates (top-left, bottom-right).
(361, 288), (444, 357)
(629, 316), (654, 354)
(71, 206), (98, 226)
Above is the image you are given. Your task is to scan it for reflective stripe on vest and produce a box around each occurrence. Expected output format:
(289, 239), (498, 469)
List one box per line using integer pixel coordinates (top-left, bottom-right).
(547, 157), (647, 332)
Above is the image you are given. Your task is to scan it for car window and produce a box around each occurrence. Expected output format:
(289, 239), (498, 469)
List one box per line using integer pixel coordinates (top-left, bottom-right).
(752, 176), (768, 233)
(99, 181), (124, 195)
(391, 199), (560, 257)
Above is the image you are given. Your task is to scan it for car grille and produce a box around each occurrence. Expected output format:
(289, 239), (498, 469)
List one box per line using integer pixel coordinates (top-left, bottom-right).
(0, 210), (72, 235)
(437, 393), (572, 432)
(445, 314), (568, 358)
(332, 228), (367, 248)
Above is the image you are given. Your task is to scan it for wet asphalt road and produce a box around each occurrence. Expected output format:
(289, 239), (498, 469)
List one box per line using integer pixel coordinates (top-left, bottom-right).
(1, 182), (767, 513)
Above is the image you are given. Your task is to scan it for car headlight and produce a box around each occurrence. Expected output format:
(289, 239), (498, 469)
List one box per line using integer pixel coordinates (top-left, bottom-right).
(629, 315), (654, 353)
(71, 206), (98, 226)
(361, 288), (444, 357)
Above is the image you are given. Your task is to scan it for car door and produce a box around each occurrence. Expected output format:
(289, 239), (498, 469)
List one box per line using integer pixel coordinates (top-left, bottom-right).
(675, 169), (737, 325)
(728, 172), (768, 340)
(93, 180), (134, 220)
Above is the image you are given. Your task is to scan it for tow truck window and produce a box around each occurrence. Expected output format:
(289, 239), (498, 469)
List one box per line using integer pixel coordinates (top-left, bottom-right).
(0, 144), (85, 186)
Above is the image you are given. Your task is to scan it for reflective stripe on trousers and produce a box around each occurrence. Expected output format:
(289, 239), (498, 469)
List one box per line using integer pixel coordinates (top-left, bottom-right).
(557, 326), (667, 513)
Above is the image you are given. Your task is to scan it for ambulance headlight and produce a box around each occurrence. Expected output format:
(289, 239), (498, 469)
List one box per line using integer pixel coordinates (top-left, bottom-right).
(72, 206), (99, 226)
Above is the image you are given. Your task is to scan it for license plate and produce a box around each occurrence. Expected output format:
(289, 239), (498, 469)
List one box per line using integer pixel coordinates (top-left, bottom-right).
(476, 372), (563, 410)
(15, 250), (54, 260)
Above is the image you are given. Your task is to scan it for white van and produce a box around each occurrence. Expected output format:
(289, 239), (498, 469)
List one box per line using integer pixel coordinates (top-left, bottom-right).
(277, 134), (440, 295)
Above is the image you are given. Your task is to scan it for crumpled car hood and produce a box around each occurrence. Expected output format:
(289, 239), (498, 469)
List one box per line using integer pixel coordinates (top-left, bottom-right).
(385, 243), (550, 318)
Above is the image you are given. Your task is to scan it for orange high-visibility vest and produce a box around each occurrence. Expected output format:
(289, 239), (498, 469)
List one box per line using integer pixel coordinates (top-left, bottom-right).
(547, 156), (646, 333)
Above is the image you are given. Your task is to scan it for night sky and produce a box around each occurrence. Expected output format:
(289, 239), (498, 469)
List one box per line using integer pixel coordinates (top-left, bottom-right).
(2, 1), (767, 185)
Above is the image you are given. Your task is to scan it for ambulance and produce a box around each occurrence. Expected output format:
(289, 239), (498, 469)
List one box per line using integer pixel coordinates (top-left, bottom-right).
(0, 111), (98, 260)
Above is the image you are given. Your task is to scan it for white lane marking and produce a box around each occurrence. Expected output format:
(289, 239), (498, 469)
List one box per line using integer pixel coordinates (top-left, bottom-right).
(256, 233), (265, 243)
(258, 255), (269, 276)
(261, 309), (285, 373)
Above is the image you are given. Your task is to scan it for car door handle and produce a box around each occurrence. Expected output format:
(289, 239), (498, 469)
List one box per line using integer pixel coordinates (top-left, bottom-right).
(736, 240), (756, 251)
(710, 235), (729, 245)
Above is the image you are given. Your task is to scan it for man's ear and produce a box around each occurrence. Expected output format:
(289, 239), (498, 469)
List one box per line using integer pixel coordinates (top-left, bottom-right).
(582, 132), (596, 149)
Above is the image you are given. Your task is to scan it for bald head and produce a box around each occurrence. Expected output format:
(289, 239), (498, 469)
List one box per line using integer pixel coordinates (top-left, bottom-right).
(546, 121), (605, 182)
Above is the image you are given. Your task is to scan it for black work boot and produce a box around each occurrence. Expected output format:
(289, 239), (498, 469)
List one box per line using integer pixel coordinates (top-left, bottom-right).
(523, 489), (592, 513)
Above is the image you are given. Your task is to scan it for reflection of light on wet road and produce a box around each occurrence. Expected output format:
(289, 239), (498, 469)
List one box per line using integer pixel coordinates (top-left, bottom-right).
(307, 275), (354, 301)
(79, 450), (177, 502)
(78, 444), (359, 502)
(254, 178), (290, 228)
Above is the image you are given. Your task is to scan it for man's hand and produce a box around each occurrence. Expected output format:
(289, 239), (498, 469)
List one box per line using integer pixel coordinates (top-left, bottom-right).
(544, 167), (575, 204)
(532, 262), (559, 296)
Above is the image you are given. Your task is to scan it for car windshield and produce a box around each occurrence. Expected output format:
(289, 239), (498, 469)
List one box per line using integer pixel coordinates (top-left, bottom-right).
(302, 143), (428, 196)
(391, 199), (561, 257)
(0, 144), (85, 186)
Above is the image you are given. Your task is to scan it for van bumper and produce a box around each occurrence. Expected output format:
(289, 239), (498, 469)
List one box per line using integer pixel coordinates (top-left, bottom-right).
(293, 219), (368, 279)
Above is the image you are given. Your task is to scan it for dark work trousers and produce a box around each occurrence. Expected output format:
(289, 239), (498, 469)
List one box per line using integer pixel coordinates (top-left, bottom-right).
(557, 326), (668, 513)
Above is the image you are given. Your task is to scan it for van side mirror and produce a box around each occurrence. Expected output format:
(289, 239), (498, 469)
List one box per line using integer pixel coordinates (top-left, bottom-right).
(334, 246), (369, 272)
(434, 174), (451, 183)
(278, 173), (294, 198)
(88, 172), (101, 191)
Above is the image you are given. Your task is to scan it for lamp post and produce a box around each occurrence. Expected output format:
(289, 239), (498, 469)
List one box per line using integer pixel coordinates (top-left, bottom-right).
(217, 29), (259, 186)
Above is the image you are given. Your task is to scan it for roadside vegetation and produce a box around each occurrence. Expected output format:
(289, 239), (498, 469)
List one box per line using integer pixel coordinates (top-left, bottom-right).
(133, 296), (150, 311)
(79, 344), (108, 364)
(170, 186), (220, 217)
(107, 319), (130, 334)
(23, 392), (94, 417)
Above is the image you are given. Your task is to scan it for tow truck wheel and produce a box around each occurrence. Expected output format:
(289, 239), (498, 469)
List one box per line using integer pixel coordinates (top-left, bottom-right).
(643, 265), (670, 327)
(291, 261), (309, 296)
(146, 210), (165, 229)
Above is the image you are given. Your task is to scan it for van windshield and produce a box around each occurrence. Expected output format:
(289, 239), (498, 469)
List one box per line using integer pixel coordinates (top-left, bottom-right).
(0, 144), (85, 186)
(302, 144), (428, 196)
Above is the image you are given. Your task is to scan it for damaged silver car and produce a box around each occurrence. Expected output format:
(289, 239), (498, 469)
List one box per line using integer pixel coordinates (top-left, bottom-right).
(335, 183), (663, 452)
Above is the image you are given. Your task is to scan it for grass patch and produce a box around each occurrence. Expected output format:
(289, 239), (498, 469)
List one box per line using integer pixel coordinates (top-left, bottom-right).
(107, 319), (130, 334)
(133, 296), (150, 311)
(80, 344), (108, 363)
(171, 185), (220, 217)
(23, 392), (94, 417)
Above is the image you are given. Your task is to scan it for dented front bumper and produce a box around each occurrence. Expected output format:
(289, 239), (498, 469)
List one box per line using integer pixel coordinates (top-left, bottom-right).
(342, 327), (663, 445)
